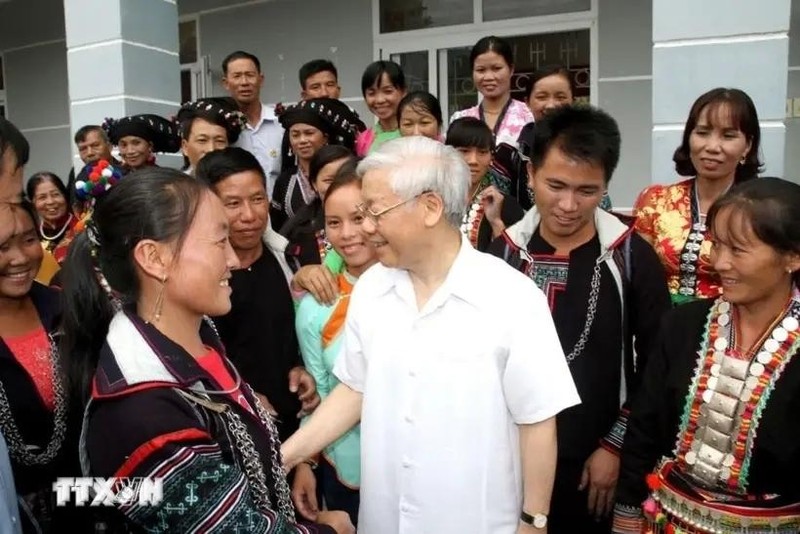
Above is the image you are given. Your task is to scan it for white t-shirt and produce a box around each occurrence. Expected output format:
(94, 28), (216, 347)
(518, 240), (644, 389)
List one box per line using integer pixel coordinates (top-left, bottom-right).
(334, 237), (580, 534)
(234, 103), (283, 197)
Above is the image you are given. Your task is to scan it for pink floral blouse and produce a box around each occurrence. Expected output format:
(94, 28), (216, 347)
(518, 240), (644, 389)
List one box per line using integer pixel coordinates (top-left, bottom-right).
(450, 99), (534, 146)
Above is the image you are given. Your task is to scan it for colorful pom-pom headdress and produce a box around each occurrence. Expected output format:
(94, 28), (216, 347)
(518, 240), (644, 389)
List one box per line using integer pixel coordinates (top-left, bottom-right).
(74, 159), (124, 233)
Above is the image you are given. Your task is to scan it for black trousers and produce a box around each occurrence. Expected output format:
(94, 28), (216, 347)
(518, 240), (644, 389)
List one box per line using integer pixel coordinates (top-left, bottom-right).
(549, 458), (612, 534)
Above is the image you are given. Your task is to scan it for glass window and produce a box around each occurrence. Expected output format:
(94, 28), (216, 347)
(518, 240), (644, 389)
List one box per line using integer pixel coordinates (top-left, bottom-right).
(390, 51), (429, 92)
(0, 55), (4, 91)
(445, 47), (476, 118)
(504, 30), (591, 102)
(181, 70), (193, 104)
(483, 0), (591, 22)
(179, 20), (198, 65)
(380, 0), (472, 33)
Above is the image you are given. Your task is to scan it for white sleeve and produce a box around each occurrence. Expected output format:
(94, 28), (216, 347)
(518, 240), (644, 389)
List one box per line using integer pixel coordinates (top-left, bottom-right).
(332, 284), (367, 393)
(502, 279), (581, 424)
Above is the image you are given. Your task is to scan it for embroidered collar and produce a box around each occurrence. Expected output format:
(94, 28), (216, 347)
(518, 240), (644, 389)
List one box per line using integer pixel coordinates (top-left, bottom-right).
(92, 309), (228, 399)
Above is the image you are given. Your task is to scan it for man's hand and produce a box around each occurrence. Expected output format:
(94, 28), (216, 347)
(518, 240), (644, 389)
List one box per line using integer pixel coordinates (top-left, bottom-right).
(516, 522), (546, 534)
(579, 447), (620, 520)
(291, 462), (319, 521)
(480, 186), (507, 237)
(254, 392), (278, 417)
(289, 366), (320, 416)
(316, 510), (355, 534)
(292, 264), (338, 305)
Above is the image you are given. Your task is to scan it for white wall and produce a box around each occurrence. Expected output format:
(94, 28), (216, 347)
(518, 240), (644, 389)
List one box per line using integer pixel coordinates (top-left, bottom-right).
(785, 0), (800, 183)
(180, 0), (374, 122)
(597, 0), (652, 207)
(0, 0), (72, 182)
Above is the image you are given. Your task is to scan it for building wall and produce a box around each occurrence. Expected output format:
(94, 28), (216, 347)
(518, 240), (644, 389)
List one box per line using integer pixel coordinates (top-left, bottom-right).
(181, 0), (373, 121)
(785, 0), (800, 183)
(597, 0), (652, 208)
(0, 0), (72, 181)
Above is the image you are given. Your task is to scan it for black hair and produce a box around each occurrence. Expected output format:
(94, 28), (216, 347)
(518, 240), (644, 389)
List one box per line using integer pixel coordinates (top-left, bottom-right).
(195, 146), (266, 189)
(361, 60), (406, 96)
(26, 172), (69, 204)
(674, 88), (762, 183)
(524, 65), (574, 101)
(60, 168), (208, 403)
(397, 91), (443, 127)
(309, 145), (356, 190)
(299, 59), (338, 89)
(179, 98), (242, 144)
(74, 125), (109, 145)
(528, 104), (621, 184)
(708, 177), (800, 287)
(445, 117), (494, 151)
(323, 159), (362, 209)
(0, 117), (30, 176)
(469, 35), (514, 69)
(222, 50), (261, 75)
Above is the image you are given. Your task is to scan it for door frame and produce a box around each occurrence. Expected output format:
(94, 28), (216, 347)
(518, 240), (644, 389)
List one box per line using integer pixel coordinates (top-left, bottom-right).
(373, 0), (598, 119)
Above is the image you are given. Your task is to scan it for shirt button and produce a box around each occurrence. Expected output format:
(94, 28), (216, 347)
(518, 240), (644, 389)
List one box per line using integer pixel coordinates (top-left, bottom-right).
(400, 504), (410, 513)
(401, 457), (412, 468)
(404, 414), (413, 423)
(408, 369), (416, 377)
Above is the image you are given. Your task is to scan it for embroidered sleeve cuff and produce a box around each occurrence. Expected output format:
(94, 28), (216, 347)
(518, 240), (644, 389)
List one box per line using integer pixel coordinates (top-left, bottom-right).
(600, 408), (630, 455)
(611, 503), (644, 534)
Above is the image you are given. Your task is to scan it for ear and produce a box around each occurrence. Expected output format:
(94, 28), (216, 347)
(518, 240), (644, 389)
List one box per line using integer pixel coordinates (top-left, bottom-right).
(526, 161), (536, 191)
(743, 139), (753, 160)
(300, 89), (309, 100)
(132, 239), (173, 282)
(181, 138), (190, 157)
(785, 251), (800, 277)
(421, 191), (445, 229)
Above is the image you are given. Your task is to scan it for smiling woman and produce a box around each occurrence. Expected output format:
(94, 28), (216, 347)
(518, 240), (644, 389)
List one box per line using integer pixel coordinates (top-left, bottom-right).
(614, 177), (800, 534)
(0, 201), (93, 533)
(634, 88), (762, 305)
(26, 172), (77, 266)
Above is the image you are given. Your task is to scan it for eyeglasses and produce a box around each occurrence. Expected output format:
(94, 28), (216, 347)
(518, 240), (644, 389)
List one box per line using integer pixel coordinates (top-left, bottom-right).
(356, 191), (429, 224)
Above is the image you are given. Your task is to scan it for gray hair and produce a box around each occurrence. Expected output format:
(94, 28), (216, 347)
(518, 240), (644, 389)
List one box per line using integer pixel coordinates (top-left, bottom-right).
(356, 136), (469, 227)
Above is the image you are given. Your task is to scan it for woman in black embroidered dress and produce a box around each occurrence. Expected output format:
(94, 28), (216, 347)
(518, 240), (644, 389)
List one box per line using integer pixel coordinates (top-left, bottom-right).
(613, 177), (800, 534)
(60, 168), (353, 533)
(0, 201), (91, 533)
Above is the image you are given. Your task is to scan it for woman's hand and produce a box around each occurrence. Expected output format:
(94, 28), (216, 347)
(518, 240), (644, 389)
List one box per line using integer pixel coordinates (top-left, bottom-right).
(317, 510), (355, 534)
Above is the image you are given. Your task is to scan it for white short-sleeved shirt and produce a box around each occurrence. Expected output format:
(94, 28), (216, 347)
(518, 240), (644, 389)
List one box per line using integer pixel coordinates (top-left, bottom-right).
(334, 236), (580, 534)
(234, 103), (283, 197)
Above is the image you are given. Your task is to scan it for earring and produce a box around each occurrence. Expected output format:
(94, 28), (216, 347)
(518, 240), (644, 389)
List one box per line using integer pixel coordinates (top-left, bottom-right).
(149, 275), (167, 323)
(739, 155), (747, 165)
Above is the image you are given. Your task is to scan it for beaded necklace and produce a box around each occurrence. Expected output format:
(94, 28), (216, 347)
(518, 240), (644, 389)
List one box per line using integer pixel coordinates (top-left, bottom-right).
(673, 295), (800, 493)
(460, 174), (491, 248)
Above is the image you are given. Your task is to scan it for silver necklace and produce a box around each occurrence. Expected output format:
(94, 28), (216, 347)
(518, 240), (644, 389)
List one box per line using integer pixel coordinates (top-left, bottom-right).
(0, 332), (68, 465)
(39, 213), (73, 243)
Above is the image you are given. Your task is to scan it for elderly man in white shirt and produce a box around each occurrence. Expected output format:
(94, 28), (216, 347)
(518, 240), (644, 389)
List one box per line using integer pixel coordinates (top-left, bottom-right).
(282, 136), (579, 534)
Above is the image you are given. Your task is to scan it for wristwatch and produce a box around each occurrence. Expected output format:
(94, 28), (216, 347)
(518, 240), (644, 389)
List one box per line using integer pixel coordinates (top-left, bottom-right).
(520, 510), (548, 529)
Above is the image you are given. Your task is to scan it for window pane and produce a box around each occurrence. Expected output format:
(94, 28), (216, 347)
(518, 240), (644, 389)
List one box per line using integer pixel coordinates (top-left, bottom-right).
(483, 0), (591, 22)
(506, 30), (591, 103)
(179, 20), (198, 65)
(390, 51), (429, 93)
(0, 104), (5, 119)
(380, 0), (472, 33)
(181, 70), (193, 103)
(0, 55), (4, 90)
(446, 47), (476, 118)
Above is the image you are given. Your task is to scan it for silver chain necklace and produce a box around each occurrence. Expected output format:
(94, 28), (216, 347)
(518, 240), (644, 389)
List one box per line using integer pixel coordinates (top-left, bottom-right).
(0, 332), (68, 465)
(201, 318), (296, 523)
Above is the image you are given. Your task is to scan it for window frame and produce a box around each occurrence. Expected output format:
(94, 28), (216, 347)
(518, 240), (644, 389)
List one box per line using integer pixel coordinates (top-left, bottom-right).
(0, 53), (7, 118)
(373, 0), (599, 115)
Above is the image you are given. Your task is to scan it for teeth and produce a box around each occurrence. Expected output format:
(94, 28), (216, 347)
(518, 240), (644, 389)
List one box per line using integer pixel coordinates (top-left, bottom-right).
(220, 280), (229, 287)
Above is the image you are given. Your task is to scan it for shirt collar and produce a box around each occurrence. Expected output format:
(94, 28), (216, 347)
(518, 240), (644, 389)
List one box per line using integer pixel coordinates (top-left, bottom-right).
(248, 103), (276, 130)
(385, 235), (484, 312)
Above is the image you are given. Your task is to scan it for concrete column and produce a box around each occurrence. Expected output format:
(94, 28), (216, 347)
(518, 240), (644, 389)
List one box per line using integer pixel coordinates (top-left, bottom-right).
(64, 0), (181, 169)
(651, 0), (791, 185)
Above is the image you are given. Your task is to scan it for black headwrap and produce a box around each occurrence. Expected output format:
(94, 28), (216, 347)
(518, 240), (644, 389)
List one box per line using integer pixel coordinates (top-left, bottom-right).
(277, 98), (366, 150)
(176, 97), (246, 144)
(102, 114), (181, 153)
